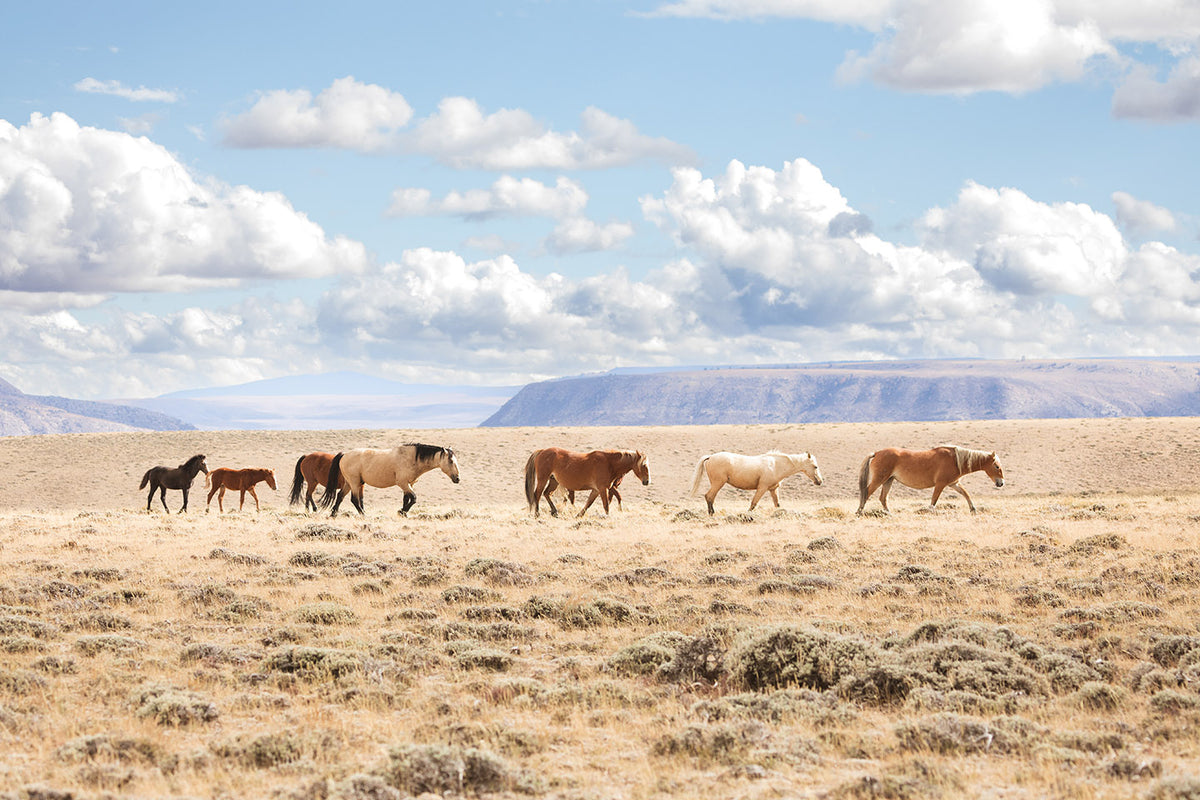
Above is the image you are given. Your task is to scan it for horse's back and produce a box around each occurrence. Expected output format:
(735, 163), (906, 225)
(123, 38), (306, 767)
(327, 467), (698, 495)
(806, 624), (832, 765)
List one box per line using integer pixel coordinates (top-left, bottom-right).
(871, 446), (958, 487)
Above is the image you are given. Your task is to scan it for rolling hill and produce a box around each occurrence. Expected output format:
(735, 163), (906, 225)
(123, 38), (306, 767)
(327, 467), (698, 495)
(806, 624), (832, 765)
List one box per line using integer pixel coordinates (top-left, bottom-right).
(481, 358), (1200, 426)
(0, 376), (194, 436)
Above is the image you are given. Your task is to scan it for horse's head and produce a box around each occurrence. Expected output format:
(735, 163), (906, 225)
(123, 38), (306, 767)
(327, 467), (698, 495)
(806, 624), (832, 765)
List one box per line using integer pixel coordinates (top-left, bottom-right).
(796, 452), (823, 486)
(188, 454), (208, 474)
(985, 452), (1005, 488)
(633, 451), (650, 486)
(266, 469), (277, 490)
(442, 448), (461, 484)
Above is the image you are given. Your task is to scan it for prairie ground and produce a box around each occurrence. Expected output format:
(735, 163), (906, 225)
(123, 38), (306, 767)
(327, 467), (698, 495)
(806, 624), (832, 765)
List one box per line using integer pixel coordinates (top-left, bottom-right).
(0, 418), (1199, 799)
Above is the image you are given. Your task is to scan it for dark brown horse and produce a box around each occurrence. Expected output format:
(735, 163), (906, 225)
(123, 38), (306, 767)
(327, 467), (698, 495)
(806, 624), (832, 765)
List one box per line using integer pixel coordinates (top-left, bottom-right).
(206, 467), (277, 513)
(857, 446), (1004, 515)
(139, 454), (208, 513)
(287, 452), (348, 512)
(524, 448), (650, 518)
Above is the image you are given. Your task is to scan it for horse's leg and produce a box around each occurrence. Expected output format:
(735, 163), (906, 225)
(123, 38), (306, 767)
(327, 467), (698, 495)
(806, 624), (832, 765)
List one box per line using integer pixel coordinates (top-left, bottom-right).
(329, 486), (347, 517)
(351, 487), (366, 515)
(769, 485), (781, 507)
(878, 477), (897, 511)
(179, 487), (189, 514)
(704, 479), (725, 515)
(147, 483), (156, 512)
(305, 484), (316, 512)
(609, 484), (623, 510)
(928, 483), (947, 509)
(543, 484), (560, 518)
(946, 481), (976, 513)
(748, 484), (770, 511)
(578, 489), (601, 517)
(159, 486), (169, 513)
(218, 487), (227, 513)
(248, 487), (260, 512)
(859, 474), (891, 514)
(238, 488), (247, 511)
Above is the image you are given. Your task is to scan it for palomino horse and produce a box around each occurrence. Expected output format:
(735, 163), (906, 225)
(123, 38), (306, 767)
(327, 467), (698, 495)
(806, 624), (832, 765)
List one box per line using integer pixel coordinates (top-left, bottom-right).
(287, 452), (349, 512)
(139, 454), (208, 513)
(857, 445), (1005, 514)
(319, 444), (460, 516)
(524, 448), (650, 517)
(690, 451), (823, 515)
(206, 467), (277, 513)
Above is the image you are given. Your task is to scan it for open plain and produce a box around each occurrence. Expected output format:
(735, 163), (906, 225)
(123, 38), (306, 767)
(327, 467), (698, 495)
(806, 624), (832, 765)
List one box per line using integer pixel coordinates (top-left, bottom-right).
(1, 418), (1200, 799)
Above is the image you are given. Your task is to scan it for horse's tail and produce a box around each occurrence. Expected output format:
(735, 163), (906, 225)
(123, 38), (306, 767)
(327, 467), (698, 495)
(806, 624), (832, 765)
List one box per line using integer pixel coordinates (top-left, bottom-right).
(138, 469), (152, 490)
(858, 453), (876, 507)
(287, 455), (306, 506)
(524, 450), (540, 511)
(318, 453), (344, 509)
(690, 456), (710, 496)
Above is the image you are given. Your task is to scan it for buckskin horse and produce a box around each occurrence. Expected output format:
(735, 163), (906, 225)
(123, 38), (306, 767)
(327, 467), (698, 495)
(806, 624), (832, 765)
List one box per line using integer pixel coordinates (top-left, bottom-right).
(690, 451), (823, 515)
(857, 445), (1005, 514)
(139, 454), (208, 513)
(524, 447), (650, 518)
(319, 444), (461, 516)
(205, 467), (277, 513)
(287, 452), (348, 512)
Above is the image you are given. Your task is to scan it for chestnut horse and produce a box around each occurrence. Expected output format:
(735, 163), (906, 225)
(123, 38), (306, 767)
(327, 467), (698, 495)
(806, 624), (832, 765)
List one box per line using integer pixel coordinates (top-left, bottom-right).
(139, 454), (208, 513)
(857, 445), (1005, 515)
(205, 467), (277, 513)
(690, 451), (823, 515)
(287, 452), (349, 512)
(319, 444), (461, 516)
(524, 448), (650, 518)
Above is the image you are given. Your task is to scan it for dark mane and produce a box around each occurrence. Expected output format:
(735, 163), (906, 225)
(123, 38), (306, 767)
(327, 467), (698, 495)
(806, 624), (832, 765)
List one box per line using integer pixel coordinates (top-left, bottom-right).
(407, 443), (446, 464)
(182, 454), (206, 469)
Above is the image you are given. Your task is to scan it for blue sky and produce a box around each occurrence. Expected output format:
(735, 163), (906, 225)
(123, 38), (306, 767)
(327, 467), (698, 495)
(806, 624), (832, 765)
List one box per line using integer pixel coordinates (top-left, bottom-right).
(2, 0), (1199, 399)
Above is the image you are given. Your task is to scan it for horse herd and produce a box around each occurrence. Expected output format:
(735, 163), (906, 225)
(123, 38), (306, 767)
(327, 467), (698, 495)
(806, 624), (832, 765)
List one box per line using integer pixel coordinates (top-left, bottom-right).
(138, 442), (1006, 518)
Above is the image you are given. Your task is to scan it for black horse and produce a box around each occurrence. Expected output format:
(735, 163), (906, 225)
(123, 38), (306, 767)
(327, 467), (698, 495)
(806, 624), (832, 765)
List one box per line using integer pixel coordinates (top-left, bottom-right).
(140, 454), (208, 513)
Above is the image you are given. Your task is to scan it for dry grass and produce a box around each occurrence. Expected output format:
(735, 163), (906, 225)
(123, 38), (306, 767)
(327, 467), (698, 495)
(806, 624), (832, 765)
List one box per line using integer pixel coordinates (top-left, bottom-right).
(0, 419), (1199, 798)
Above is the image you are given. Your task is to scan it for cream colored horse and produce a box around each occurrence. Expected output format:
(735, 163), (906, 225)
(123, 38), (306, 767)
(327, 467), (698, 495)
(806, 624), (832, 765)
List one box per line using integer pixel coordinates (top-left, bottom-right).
(320, 444), (460, 516)
(690, 451), (823, 515)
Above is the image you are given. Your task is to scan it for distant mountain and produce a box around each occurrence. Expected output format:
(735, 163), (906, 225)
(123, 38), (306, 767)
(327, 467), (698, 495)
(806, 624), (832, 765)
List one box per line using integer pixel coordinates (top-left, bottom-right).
(481, 359), (1200, 427)
(0, 380), (195, 437)
(122, 372), (519, 430)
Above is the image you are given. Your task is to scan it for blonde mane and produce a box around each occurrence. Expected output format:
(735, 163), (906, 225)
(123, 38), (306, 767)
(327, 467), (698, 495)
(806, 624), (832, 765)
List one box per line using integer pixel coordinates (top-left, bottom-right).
(953, 446), (993, 473)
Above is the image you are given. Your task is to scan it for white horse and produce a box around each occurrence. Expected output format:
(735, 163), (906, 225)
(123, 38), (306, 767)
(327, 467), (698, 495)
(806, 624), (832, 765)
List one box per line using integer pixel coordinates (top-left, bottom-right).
(690, 451), (823, 515)
(320, 443), (460, 516)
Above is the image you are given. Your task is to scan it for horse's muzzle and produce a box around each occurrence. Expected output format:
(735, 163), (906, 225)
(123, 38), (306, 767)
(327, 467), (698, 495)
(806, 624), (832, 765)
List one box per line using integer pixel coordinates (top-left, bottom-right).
(452, 476), (460, 483)
(995, 478), (1005, 487)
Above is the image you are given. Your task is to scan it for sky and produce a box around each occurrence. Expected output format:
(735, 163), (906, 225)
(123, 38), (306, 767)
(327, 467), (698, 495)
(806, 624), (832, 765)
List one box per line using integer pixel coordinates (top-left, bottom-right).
(2, 0), (1199, 400)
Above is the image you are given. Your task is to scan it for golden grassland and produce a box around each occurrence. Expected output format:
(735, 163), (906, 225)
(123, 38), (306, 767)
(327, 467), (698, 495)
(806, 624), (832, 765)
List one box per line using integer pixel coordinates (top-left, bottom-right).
(0, 418), (1200, 799)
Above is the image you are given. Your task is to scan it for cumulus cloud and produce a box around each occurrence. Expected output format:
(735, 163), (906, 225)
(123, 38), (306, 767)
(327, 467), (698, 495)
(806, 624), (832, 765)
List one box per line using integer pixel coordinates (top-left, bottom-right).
(648, 0), (1200, 99)
(545, 218), (636, 254)
(0, 112), (368, 295)
(408, 98), (694, 169)
(1112, 191), (1178, 236)
(74, 77), (180, 103)
(1112, 56), (1200, 121)
(387, 176), (589, 219)
(221, 76), (414, 151)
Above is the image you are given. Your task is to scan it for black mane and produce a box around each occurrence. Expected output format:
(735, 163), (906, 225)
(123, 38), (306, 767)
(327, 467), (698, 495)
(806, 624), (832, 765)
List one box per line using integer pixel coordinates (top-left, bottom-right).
(407, 443), (446, 463)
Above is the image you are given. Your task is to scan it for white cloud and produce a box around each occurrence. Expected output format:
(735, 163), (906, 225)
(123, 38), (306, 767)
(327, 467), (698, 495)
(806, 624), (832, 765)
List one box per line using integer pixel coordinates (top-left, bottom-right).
(387, 176), (589, 219)
(74, 77), (180, 103)
(649, 0), (1200, 100)
(0, 112), (368, 295)
(642, 0), (892, 26)
(545, 218), (636, 253)
(1112, 191), (1178, 236)
(221, 76), (414, 151)
(1112, 55), (1200, 121)
(837, 0), (1113, 94)
(409, 98), (694, 169)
